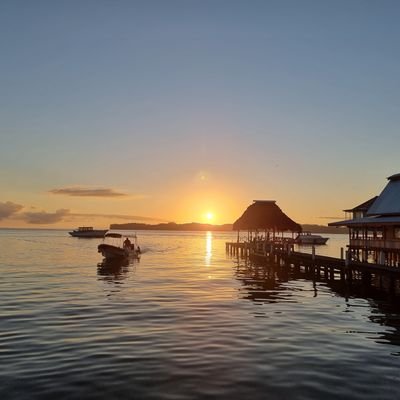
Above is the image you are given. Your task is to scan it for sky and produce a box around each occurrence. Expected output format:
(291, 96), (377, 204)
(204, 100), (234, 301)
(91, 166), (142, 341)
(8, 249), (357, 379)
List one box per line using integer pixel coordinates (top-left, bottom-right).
(1, 0), (400, 228)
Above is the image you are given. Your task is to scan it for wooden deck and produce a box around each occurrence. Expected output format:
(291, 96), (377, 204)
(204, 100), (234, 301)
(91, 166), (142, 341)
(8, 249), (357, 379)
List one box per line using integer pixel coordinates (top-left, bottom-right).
(226, 241), (400, 279)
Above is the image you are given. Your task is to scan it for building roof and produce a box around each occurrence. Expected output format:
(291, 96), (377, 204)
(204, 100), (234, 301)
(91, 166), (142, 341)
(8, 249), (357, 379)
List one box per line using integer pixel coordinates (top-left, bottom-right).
(367, 174), (400, 216)
(343, 196), (378, 213)
(330, 172), (400, 228)
(387, 173), (400, 181)
(329, 215), (400, 227)
(233, 200), (301, 232)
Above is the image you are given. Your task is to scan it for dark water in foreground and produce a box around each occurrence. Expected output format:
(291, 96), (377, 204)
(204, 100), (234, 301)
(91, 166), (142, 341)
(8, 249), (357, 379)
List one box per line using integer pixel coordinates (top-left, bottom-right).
(1, 229), (400, 399)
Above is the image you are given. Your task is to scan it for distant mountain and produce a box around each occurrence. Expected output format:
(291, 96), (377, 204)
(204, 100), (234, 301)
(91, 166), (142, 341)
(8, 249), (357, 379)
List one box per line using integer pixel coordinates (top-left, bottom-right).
(110, 222), (348, 233)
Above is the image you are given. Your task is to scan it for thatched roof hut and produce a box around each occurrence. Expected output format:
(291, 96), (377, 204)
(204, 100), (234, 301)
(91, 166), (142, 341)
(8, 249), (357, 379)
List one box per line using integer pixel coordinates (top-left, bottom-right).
(233, 200), (301, 232)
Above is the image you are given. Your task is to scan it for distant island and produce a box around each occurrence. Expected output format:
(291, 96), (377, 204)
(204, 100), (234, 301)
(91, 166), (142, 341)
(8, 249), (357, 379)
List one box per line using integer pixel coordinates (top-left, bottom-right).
(110, 222), (348, 234)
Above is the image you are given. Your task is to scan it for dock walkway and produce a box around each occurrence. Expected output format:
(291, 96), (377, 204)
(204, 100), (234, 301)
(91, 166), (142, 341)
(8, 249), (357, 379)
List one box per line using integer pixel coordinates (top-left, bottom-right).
(226, 241), (400, 289)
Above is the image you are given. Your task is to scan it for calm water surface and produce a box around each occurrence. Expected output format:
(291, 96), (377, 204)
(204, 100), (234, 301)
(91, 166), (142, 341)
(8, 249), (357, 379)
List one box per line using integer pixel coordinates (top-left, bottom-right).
(1, 230), (400, 399)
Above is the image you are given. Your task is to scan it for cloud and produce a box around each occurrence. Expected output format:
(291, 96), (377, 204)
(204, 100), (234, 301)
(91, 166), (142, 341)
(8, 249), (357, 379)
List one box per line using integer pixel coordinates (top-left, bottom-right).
(0, 201), (23, 220)
(19, 210), (164, 224)
(49, 187), (128, 198)
(0, 200), (163, 225)
(22, 209), (70, 224)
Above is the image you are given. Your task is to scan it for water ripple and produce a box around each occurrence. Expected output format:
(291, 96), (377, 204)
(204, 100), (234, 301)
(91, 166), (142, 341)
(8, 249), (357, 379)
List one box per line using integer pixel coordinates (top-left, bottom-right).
(1, 230), (400, 399)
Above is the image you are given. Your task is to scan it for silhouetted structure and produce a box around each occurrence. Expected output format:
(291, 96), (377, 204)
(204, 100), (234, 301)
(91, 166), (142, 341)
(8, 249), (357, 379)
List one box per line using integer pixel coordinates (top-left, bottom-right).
(330, 173), (400, 267)
(233, 200), (301, 240)
(227, 193), (400, 293)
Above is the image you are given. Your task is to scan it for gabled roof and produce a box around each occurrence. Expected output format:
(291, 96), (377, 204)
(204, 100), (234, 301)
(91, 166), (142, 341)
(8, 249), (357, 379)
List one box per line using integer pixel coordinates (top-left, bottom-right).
(367, 174), (400, 216)
(329, 215), (400, 227)
(343, 196), (378, 213)
(329, 172), (400, 227)
(233, 200), (301, 232)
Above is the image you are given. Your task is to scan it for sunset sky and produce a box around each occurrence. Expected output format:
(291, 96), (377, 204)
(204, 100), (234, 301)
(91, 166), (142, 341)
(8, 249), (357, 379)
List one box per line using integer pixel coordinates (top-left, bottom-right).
(1, 1), (400, 228)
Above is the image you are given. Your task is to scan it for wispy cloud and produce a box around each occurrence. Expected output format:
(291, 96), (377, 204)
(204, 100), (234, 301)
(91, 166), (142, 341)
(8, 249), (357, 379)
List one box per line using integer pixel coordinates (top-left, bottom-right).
(22, 209), (70, 224)
(0, 201), (23, 220)
(49, 187), (129, 198)
(16, 210), (163, 225)
(0, 200), (164, 225)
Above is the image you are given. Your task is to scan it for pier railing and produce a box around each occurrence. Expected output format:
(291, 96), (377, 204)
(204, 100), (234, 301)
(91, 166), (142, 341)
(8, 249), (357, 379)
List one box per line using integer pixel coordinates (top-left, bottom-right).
(226, 239), (400, 292)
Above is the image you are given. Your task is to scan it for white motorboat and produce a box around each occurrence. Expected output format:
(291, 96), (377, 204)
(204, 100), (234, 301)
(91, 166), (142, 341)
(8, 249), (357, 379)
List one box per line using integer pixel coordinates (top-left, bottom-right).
(295, 232), (329, 245)
(98, 232), (141, 261)
(69, 226), (108, 238)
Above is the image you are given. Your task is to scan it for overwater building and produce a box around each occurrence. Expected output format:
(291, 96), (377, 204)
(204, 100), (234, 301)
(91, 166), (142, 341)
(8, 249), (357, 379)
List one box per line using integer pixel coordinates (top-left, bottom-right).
(330, 173), (400, 267)
(233, 200), (301, 241)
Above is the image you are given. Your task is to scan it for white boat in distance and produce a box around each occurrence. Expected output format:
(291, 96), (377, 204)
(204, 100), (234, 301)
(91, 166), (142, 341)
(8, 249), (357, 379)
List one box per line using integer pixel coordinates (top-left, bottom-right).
(295, 232), (329, 245)
(98, 232), (141, 262)
(69, 226), (108, 238)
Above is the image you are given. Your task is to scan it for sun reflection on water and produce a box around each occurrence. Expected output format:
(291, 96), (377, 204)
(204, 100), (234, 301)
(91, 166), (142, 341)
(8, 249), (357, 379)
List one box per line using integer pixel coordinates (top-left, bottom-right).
(205, 231), (212, 267)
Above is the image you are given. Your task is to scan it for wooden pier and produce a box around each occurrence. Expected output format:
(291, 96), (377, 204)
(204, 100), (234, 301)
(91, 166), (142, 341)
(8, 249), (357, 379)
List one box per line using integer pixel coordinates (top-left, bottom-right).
(226, 241), (400, 294)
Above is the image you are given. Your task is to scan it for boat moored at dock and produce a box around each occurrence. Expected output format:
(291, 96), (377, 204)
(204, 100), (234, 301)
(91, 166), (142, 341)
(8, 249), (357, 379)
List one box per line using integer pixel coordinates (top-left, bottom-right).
(295, 232), (329, 245)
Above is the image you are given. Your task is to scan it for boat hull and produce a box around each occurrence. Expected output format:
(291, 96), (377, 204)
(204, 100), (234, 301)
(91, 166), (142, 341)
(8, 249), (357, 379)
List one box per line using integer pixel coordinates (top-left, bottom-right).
(98, 244), (140, 261)
(69, 230), (107, 238)
(296, 237), (329, 245)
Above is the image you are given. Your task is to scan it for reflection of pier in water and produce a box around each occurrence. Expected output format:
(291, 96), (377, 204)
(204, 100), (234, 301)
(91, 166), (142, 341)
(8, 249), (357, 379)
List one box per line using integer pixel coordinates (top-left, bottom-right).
(227, 240), (400, 297)
(233, 257), (400, 348)
(235, 260), (297, 303)
(205, 231), (212, 267)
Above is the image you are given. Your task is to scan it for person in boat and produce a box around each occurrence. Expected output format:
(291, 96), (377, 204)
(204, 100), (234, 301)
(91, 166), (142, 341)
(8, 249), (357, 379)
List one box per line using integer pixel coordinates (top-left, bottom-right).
(123, 237), (131, 249)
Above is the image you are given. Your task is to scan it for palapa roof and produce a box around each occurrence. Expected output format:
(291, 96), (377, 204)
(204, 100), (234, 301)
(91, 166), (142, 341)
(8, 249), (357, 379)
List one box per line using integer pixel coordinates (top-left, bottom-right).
(233, 200), (301, 232)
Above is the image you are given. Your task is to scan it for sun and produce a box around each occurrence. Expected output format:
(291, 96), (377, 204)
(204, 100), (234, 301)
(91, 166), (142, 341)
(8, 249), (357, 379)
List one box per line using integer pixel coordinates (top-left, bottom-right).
(205, 212), (214, 222)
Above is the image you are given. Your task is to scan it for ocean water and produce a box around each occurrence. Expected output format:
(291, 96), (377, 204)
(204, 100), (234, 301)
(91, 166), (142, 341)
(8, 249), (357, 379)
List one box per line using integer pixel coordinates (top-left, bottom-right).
(1, 229), (400, 400)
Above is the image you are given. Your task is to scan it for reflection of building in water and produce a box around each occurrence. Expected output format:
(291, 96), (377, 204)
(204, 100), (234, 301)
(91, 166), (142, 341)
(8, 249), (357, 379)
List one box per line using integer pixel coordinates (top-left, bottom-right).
(205, 231), (212, 267)
(368, 304), (400, 349)
(329, 278), (400, 348)
(234, 258), (400, 348)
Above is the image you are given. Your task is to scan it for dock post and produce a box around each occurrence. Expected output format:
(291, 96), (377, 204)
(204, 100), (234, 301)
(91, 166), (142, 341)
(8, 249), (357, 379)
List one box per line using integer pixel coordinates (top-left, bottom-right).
(316, 265), (321, 280)
(344, 251), (351, 283)
(379, 251), (385, 265)
(340, 247), (344, 260)
(389, 274), (396, 298)
(362, 271), (371, 287)
(345, 251), (350, 267)
(340, 268), (345, 281)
